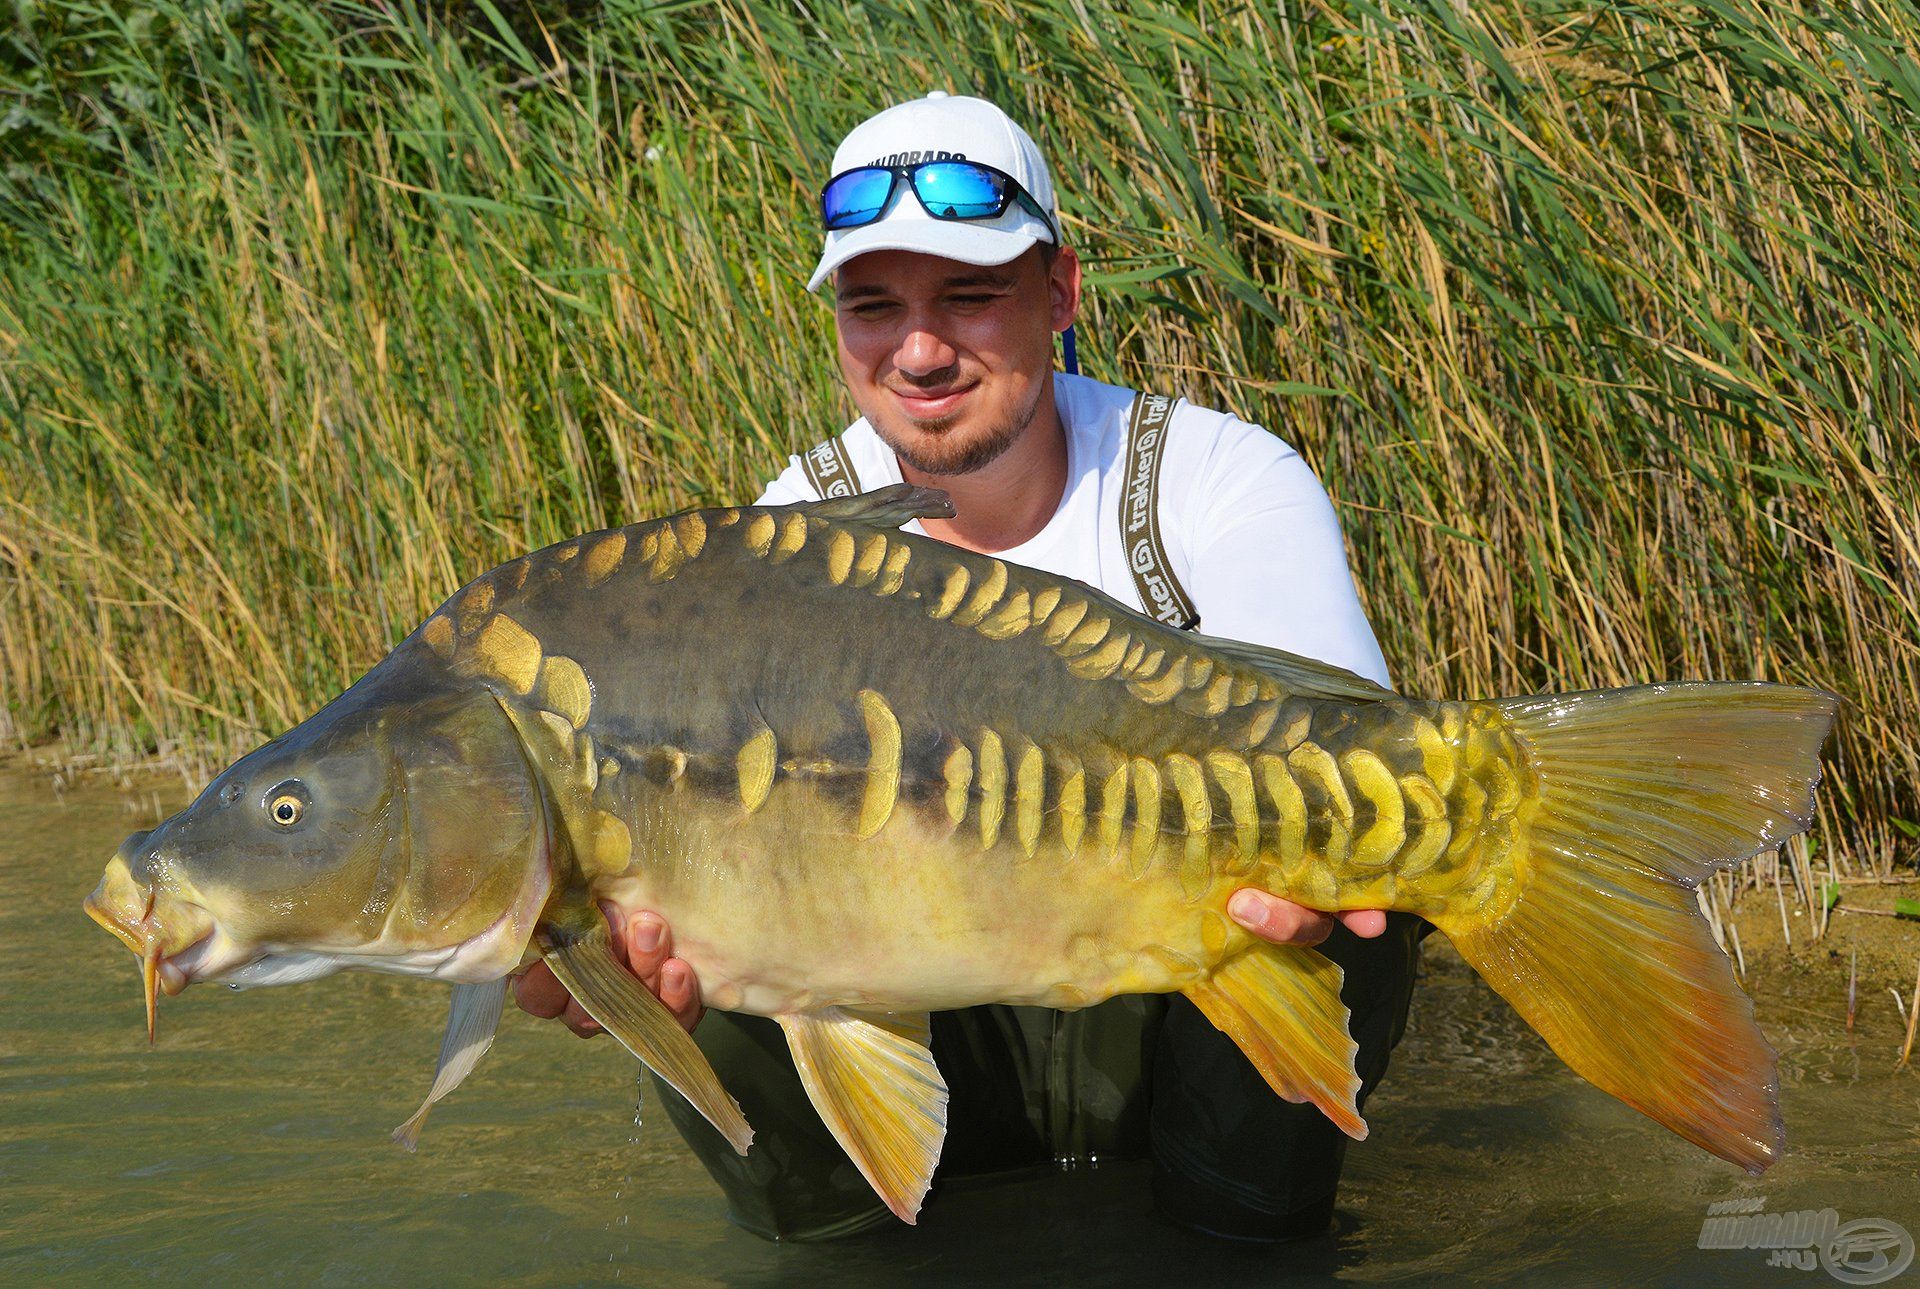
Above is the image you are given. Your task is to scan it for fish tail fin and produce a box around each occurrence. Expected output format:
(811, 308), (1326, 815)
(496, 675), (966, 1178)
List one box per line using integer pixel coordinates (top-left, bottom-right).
(1438, 682), (1838, 1173)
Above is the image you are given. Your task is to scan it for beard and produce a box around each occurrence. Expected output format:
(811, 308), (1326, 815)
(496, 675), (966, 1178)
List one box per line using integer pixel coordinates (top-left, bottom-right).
(874, 383), (1043, 478)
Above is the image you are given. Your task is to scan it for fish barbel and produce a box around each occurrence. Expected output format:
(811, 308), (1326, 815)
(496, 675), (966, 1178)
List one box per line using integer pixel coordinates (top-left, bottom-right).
(85, 485), (1838, 1222)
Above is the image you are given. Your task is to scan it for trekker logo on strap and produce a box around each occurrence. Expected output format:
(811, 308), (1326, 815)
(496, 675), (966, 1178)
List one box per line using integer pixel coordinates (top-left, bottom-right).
(801, 436), (861, 499)
(1122, 393), (1199, 631)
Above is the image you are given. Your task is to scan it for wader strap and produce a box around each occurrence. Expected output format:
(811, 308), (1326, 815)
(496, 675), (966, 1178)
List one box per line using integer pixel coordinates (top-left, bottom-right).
(799, 434), (863, 499)
(1121, 392), (1200, 631)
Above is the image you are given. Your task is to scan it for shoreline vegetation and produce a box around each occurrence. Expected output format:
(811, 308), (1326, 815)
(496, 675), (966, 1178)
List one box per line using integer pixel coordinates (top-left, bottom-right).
(3, 0), (1916, 912)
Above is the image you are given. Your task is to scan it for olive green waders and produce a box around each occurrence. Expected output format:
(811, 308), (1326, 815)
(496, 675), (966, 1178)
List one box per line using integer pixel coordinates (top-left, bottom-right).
(652, 913), (1426, 1242)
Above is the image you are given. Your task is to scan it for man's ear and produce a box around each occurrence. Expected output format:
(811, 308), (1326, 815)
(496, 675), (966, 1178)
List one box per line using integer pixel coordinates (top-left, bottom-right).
(1047, 245), (1082, 334)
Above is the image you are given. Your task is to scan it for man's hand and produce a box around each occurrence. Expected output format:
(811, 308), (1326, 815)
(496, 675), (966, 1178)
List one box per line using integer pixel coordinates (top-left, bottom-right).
(1228, 889), (1387, 946)
(513, 904), (705, 1036)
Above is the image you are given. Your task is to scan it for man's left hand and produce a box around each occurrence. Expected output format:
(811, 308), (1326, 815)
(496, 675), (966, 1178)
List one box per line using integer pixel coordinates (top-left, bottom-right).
(1227, 890), (1387, 946)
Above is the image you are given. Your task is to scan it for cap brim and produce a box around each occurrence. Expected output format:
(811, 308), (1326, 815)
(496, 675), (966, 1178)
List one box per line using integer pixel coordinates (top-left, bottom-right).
(807, 220), (1046, 293)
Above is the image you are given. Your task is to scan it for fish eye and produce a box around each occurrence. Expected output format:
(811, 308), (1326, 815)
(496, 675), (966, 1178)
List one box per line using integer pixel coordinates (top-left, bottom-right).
(264, 781), (310, 828)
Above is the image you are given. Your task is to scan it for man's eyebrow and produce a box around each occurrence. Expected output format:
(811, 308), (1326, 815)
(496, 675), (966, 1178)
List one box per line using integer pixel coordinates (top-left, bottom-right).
(940, 271), (1017, 290)
(835, 271), (1016, 303)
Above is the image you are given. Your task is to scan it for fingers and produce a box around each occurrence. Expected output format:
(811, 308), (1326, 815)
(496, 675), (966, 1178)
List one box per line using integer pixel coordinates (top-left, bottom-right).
(619, 911), (704, 1032)
(1337, 909), (1388, 939)
(1226, 891), (1393, 946)
(560, 999), (602, 1037)
(657, 960), (705, 1032)
(1228, 889), (1335, 947)
(516, 905), (698, 1040)
(512, 961), (570, 1018)
(512, 963), (602, 1036)
(619, 907), (670, 982)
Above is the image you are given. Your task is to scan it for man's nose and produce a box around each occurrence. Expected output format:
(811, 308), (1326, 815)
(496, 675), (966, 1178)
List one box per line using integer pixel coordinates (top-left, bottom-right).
(894, 326), (958, 378)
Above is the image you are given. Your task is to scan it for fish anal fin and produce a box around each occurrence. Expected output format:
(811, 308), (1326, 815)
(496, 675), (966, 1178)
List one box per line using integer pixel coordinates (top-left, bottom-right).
(544, 928), (753, 1155)
(778, 1008), (948, 1224)
(391, 977), (508, 1151)
(1182, 943), (1366, 1140)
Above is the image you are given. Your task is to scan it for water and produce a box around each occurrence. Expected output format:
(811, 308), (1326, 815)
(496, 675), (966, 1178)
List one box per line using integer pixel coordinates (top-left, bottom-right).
(4, 765), (1916, 1286)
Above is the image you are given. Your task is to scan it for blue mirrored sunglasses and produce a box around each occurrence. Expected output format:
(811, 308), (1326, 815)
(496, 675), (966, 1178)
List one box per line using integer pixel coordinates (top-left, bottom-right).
(820, 160), (1058, 243)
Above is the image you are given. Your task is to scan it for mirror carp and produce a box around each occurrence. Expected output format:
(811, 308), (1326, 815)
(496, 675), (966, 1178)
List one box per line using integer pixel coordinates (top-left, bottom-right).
(85, 485), (1839, 1222)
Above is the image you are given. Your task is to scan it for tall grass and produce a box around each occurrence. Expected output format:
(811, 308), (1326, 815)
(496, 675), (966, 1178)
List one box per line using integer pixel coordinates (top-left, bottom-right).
(1, 1), (1915, 871)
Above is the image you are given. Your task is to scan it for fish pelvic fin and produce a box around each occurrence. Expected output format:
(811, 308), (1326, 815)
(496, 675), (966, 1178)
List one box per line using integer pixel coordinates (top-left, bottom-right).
(543, 926), (753, 1155)
(777, 1008), (949, 1224)
(392, 978), (508, 1151)
(1441, 681), (1839, 1174)
(1181, 943), (1366, 1140)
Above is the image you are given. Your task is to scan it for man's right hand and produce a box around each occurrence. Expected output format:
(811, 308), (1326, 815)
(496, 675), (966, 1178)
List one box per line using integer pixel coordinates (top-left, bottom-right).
(513, 905), (705, 1036)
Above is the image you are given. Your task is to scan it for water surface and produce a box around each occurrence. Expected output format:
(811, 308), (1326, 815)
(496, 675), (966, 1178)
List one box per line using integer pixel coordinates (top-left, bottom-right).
(3, 766), (1915, 1286)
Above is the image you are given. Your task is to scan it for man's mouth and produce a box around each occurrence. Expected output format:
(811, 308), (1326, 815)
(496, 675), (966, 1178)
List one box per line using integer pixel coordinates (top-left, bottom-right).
(890, 381), (977, 421)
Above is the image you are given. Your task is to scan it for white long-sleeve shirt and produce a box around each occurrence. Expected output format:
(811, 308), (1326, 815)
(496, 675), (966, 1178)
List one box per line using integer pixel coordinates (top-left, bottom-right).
(757, 372), (1391, 688)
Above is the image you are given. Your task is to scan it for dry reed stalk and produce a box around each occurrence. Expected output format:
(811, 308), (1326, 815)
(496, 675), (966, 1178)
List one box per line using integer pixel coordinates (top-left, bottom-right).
(1776, 868), (1793, 950)
(1902, 962), (1919, 1070)
(1846, 948), (1857, 1032)
(1698, 884), (1727, 954)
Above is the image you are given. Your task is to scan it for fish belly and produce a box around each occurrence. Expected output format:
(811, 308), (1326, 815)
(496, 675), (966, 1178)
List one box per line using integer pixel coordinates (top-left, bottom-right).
(594, 785), (1220, 1017)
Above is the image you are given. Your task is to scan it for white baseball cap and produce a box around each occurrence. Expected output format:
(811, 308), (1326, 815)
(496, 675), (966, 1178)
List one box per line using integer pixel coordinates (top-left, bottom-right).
(807, 92), (1058, 293)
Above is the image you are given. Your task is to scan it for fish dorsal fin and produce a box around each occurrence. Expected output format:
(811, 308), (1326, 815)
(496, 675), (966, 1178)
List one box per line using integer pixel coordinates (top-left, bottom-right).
(391, 978), (508, 1150)
(798, 483), (956, 529)
(777, 1007), (948, 1224)
(1197, 632), (1396, 704)
(1181, 942), (1367, 1140)
(543, 925), (753, 1155)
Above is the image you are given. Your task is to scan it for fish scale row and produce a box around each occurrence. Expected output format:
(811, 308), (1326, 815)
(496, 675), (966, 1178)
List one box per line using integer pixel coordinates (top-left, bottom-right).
(727, 508), (1534, 917)
(418, 504), (1532, 919)
(732, 504), (1287, 721)
(673, 677), (1532, 921)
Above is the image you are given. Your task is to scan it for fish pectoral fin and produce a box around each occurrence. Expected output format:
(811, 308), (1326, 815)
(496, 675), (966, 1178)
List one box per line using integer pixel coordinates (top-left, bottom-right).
(1181, 943), (1367, 1141)
(777, 1007), (948, 1224)
(392, 978), (508, 1151)
(543, 928), (753, 1156)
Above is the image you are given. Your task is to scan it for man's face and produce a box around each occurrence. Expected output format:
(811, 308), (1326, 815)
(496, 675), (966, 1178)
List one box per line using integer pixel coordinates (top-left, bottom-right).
(833, 246), (1079, 477)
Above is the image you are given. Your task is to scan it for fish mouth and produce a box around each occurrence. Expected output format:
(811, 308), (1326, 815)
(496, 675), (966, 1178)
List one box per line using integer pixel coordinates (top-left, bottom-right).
(84, 856), (218, 1044)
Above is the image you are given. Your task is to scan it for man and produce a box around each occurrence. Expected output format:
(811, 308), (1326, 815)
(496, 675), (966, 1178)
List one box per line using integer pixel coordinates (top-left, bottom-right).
(517, 92), (1423, 1242)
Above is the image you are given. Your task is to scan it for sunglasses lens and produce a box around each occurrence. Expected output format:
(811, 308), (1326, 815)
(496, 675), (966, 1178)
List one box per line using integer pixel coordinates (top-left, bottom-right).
(822, 168), (897, 229)
(912, 162), (1009, 219)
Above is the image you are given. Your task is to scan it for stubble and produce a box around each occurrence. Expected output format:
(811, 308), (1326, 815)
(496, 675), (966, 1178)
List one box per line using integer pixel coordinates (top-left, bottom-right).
(877, 382), (1044, 478)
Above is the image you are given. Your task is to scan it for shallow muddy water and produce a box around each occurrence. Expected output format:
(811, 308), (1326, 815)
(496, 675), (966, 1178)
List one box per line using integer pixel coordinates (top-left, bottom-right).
(3, 766), (1916, 1286)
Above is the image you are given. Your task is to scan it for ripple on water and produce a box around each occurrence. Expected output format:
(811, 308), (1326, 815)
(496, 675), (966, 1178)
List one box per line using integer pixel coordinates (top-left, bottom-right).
(4, 763), (1915, 1287)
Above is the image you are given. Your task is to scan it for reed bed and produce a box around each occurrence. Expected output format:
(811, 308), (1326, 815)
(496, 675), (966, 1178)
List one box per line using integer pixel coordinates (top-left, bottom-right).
(2, 0), (1915, 874)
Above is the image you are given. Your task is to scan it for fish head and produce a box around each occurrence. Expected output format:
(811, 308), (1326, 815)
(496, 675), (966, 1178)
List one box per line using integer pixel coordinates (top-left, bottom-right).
(86, 668), (555, 1035)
